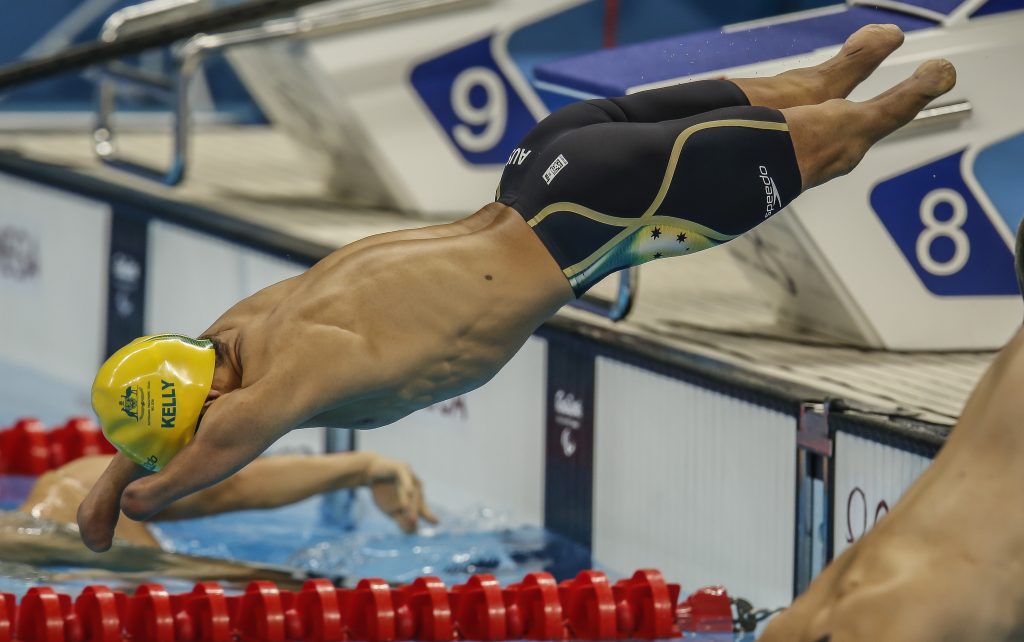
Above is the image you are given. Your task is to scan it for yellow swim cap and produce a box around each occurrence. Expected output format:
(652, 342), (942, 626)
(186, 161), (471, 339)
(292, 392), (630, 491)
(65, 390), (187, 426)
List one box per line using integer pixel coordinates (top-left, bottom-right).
(92, 334), (215, 471)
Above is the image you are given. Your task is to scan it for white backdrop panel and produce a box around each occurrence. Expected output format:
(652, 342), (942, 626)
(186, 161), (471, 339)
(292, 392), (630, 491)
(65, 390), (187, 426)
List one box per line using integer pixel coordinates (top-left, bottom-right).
(145, 221), (304, 335)
(358, 337), (547, 525)
(0, 174), (109, 398)
(594, 358), (796, 609)
(833, 431), (931, 558)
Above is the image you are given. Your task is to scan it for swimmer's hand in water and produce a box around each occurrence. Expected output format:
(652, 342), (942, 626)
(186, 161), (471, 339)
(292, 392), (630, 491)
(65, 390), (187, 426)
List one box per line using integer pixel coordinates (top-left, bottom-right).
(366, 455), (439, 534)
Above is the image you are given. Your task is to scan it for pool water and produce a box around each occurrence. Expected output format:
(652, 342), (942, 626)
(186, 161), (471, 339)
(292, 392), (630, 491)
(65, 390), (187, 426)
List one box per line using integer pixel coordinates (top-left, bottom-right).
(0, 479), (593, 594)
(0, 477), (761, 639)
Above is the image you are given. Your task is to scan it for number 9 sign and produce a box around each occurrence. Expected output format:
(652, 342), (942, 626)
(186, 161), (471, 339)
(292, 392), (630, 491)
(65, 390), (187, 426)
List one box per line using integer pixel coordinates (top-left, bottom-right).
(411, 35), (538, 165)
(451, 67), (507, 153)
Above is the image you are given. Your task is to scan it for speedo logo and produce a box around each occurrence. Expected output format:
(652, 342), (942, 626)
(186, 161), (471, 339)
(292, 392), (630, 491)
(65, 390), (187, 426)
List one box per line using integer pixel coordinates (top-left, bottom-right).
(543, 154), (569, 185)
(760, 165), (782, 218)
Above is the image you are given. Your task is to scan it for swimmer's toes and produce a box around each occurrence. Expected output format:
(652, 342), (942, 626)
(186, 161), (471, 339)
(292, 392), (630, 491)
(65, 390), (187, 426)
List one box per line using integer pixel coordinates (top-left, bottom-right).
(842, 24), (905, 59)
(914, 59), (957, 97)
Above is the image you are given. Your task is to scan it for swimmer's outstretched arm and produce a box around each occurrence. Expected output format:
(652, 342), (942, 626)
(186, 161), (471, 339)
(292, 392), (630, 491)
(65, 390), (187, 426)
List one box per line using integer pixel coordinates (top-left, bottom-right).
(80, 376), (319, 551)
(154, 452), (438, 533)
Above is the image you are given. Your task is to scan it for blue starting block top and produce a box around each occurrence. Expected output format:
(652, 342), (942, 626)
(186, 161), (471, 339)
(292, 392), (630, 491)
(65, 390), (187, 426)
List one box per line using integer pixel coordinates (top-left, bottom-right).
(534, 0), (1022, 98)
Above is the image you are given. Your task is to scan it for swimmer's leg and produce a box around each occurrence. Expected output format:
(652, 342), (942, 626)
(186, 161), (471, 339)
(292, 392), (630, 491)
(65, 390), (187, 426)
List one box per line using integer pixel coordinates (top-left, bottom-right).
(783, 59), (956, 189)
(517, 60), (954, 296)
(589, 23), (905, 125)
(731, 24), (905, 109)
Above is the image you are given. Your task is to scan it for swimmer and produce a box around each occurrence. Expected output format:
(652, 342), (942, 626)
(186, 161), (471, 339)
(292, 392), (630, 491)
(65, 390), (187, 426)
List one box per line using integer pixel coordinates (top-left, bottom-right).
(758, 224), (1024, 641)
(78, 24), (956, 553)
(12, 451), (432, 580)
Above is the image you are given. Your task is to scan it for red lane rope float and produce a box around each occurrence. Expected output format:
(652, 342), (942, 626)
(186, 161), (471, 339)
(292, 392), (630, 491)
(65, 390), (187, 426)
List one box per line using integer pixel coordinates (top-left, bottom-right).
(128, 584), (175, 642)
(559, 571), (617, 640)
(451, 574), (506, 641)
(74, 586), (125, 642)
(233, 581), (287, 642)
(505, 573), (564, 641)
(0, 417), (116, 476)
(16, 587), (66, 642)
(394, 577), (452, 642)
(676, 586), (734, 634)
(613, 569), (679, 639)
(341, 578), (395, 642)
(0, 593), (14, 642)
(0, 570), (738, 641)
(289, 579), (343, 642)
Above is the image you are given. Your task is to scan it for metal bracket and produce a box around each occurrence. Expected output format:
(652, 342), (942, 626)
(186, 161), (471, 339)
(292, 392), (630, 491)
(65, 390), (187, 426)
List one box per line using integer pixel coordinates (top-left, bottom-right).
(92, 0), (484, 185)
(568, 268), (637, 322)
(793, 401), (836, 598)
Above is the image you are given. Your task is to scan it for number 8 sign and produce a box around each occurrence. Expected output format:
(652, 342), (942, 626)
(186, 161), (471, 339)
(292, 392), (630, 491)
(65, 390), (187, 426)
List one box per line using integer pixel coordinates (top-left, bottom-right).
(870, 149), (1018, 296)
(411, 35), (538, 165)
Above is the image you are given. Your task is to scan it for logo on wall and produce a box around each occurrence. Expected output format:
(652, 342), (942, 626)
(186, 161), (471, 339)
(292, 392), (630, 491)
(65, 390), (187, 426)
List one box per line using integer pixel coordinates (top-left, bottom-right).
(111, 251), (142, 319)
(0, 226), (40, 282)
(427, 396), (469, 421)
(554, 389), (583, 458)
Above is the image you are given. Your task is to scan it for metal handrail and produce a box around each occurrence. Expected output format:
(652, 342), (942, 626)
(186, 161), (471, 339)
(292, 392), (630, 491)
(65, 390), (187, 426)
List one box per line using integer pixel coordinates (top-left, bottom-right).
(0, 0), (344, 92)
(92, 0), (484, 184)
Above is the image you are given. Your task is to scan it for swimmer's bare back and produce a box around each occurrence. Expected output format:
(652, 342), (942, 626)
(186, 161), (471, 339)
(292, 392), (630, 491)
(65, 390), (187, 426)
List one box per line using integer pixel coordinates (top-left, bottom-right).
(79, 24), (955, 552)
(78, 204), (572, 549)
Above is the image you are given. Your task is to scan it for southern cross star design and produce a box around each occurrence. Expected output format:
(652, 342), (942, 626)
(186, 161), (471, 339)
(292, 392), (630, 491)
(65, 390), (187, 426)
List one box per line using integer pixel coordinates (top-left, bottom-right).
(676, 232), (687, 243)
(650, 227), (662, 239)
(653, 252), (663, 259)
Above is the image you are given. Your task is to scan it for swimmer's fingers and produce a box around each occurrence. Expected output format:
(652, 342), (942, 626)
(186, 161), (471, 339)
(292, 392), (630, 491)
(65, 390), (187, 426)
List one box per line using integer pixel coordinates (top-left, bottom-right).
(119, 439), (242, 521)
(395, 467), (420, 533)
(77, 453), (151, 552)
(414, 475), (439, 525)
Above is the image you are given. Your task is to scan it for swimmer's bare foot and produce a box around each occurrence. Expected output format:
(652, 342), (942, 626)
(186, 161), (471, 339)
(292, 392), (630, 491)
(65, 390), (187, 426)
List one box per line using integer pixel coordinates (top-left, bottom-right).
(807, 24), (906, 99)
(782, 58), (955, 189)
(860, 59), (956, 135)
(760, 329), (1024, 641)
(735, 24), (905, 109)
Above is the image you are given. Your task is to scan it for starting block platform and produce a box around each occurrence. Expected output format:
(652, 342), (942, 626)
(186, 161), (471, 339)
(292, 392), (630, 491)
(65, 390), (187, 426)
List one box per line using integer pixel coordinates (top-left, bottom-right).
(534, 0), (1024, 353)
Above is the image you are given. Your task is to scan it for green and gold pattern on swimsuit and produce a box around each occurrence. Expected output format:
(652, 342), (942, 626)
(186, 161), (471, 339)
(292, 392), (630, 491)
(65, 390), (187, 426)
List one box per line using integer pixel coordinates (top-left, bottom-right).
(526, 118), (787, 294)
(567, 222), (724, 293)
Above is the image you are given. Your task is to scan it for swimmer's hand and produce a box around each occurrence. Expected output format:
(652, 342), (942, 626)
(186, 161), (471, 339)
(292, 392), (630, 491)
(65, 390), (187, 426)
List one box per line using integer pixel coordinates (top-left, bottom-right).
(77, 453), (151, 552)
(79, 383), (305, 549)
(366, 455), (439, 534)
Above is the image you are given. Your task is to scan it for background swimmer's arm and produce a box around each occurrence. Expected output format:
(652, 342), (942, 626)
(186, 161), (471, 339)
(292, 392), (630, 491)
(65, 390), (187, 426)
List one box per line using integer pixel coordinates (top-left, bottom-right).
(153, 452), (437, 533)
(116, 378), (315, 524)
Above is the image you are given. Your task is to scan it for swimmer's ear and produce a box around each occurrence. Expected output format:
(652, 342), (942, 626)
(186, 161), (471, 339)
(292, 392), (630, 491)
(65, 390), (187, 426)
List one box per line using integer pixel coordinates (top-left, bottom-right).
(196, 390), (224, 431)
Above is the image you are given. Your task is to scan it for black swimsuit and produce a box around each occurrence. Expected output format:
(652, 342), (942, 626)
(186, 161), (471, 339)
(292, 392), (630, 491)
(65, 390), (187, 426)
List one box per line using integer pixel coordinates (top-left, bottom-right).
(497, 79), (802, 296)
